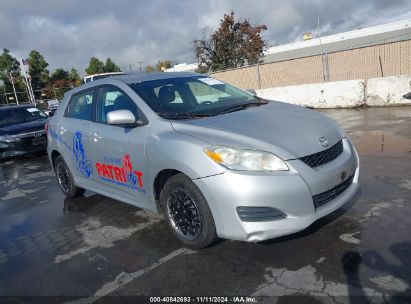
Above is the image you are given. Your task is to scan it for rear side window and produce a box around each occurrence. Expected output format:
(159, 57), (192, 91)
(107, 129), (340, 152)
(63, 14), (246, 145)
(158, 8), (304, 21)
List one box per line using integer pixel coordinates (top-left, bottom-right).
(96, 86), (139, 123)
(66, 90), (94, 121)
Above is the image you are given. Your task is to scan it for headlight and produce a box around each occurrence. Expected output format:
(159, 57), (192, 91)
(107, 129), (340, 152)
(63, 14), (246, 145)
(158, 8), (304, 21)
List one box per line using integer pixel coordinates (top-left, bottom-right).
(204, 146), (289, 171)
(0, 135), (19, 143)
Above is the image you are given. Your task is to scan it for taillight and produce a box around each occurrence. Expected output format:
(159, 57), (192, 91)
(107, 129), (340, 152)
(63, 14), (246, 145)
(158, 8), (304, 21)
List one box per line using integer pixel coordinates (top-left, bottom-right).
(45, 122), (48, 135)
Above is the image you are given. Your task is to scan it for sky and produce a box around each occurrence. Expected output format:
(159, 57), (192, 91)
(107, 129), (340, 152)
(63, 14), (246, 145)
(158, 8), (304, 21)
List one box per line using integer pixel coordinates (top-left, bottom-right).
(1, 0), (411, 76)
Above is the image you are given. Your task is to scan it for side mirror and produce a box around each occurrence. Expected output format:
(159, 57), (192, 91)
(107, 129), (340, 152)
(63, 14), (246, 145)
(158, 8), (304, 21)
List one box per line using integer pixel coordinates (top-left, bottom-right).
(107, 110), (137, 126)
(246, 89), (257, 96)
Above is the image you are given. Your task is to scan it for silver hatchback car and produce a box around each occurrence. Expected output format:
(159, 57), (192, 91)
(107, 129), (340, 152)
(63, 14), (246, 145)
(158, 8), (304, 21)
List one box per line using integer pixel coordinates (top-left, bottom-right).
(47, 72), (359, 248)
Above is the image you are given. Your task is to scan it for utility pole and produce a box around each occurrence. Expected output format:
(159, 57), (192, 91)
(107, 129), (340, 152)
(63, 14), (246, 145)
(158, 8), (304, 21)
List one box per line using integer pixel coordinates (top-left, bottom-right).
(22, 76), (35, 105)
(137, 61), (143, 72)
(52, 84), (57, 99)
(317, 18), (326, 82)
(2, 85), (7, 105)
(0, 80), (5, 105)
(9, 72), (19, 105)
(20, 57), (35, 104)
(24, 79), (30, 102)
(28, 77), (36, 106)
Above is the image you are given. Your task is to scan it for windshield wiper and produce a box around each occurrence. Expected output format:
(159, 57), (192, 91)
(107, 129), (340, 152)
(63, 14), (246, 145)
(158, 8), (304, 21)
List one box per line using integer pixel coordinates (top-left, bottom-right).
(215, 101), (268, 115)
(157, 112), (213, 120)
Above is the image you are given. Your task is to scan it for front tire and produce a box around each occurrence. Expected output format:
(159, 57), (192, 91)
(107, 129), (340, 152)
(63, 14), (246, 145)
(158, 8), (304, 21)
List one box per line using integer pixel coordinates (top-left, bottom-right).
(160, 174), (217, 249)
(55, 155), (85, 198)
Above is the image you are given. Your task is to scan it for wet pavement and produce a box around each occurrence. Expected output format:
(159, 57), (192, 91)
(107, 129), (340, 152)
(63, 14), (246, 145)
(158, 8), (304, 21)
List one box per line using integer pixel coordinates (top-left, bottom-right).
(0, 106), (410, 303)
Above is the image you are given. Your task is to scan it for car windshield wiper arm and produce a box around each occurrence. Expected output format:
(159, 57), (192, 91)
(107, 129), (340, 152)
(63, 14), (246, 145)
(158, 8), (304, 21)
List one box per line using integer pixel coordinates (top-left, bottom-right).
(215, 101), (268, 115)
(157, 112), (213, 120)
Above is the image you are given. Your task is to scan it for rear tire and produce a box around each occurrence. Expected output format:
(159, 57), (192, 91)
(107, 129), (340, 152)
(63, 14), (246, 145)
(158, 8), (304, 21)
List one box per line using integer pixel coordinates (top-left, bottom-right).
(160, 174), (218, 249)
(55, 155), (85, 198)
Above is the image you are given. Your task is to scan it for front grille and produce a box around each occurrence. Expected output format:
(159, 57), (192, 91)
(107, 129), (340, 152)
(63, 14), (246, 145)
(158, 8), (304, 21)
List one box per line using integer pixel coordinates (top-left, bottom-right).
(300, 140), (343, 168)
(14, 132), (47, 149)
(313, 175), (354, 209)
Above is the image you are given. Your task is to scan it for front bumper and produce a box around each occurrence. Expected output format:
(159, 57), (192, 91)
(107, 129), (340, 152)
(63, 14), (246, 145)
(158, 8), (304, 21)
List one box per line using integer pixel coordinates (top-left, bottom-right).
(0, 133), (47, 160)
(193, 138), (359, 242)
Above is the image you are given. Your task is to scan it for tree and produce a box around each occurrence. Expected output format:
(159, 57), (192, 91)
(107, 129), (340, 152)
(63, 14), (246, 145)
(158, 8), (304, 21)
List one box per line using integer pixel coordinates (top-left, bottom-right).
(145, 60), (173, 73)
(28, 50), (50, 91)
(104, 58), (121, 72)
(44, 79), (73, 100)
(0, 49), (20, 79)
(50, 68), (70, 82)
(145, 65), (155, 73)
(193, 11), (267, 71)
(46, 67), (81, 100)
(0, 49), (28, 104)
(85, 57), (105, 75)
(86, 57), (122, 75)
(156, 60), (172, 71)
(0, 49), (20, 95)
(69, 68), (81, 86)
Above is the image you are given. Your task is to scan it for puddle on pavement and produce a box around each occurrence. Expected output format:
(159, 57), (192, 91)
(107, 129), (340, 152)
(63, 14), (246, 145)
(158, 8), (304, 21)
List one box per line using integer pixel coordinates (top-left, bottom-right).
(348, 131), (411, 156)
(320, 106), (411, 156)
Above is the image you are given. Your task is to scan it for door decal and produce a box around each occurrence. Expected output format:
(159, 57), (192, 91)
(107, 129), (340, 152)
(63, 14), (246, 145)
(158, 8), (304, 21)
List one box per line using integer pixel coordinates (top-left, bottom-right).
(73, 131), (93, 178)
(96, 154), (145, 192)
(49, 128), (71, 151)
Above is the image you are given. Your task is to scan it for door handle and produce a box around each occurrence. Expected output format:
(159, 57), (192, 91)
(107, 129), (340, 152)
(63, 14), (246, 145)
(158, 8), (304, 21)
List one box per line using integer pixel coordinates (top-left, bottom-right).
(92, 132), (103, 142)
(59, 126), (67, 135)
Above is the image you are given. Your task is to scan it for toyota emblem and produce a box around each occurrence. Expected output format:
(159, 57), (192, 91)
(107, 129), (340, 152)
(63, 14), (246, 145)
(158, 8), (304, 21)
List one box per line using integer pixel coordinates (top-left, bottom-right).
(319, 137), (329, 147)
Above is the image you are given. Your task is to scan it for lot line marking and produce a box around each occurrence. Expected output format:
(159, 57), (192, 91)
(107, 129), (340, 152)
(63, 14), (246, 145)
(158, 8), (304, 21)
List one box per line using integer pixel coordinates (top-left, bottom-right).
(54, 211), (161, 263)
(339, 231), (361, 244)
(369, 275), (409, 292)
(253, 265), (384, 300)
(54, 219), (156, 263)
(65, 248), (189, 304)
(339, 199), (406, 244)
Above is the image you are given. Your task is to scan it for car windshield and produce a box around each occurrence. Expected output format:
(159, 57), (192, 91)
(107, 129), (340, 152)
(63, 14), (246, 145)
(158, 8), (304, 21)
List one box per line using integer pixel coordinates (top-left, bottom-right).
(0, 107), (48, 127)
(129, 76), (267, 119)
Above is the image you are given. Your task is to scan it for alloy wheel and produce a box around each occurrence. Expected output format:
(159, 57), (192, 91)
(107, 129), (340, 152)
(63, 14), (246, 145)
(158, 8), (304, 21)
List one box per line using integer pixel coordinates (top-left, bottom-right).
(56, 161), (72, 194)
(166, 188), (202, 241)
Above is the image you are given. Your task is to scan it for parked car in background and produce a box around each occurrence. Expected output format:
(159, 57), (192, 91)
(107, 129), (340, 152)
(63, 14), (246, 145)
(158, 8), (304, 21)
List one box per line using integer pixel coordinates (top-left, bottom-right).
(82, 72), (126, 84)
(48, 72), (359, 248)
(48, 102), (60, 117)
(0, 105), (48, 160)
(34, 99), (50, 113)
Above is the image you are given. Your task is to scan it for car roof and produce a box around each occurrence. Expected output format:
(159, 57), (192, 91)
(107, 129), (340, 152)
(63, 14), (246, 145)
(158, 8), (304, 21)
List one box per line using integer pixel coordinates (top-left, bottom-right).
(111, 72), (201, 84)
(85, 72), (125, 78)
(64, 72), (204, 97)
(0, 104), (35, 111)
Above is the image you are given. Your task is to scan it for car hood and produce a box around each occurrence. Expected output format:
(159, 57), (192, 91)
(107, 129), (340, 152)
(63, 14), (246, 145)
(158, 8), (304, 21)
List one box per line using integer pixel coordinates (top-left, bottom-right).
(171, 101), (345, 160)
(0, 119), (47, 136)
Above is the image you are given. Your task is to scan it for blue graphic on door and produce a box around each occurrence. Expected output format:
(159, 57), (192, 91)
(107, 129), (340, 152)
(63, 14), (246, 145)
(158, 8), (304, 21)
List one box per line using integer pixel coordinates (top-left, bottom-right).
(73, 131), (93, 178)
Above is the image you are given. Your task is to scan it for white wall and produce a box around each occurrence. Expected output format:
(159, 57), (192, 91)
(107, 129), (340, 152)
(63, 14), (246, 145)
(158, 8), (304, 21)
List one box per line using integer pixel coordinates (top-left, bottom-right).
(256, 80), (365, 108)
(164, 63), (198, 72)
(253, 75), (411, 108)
(367, 75), (411, 106)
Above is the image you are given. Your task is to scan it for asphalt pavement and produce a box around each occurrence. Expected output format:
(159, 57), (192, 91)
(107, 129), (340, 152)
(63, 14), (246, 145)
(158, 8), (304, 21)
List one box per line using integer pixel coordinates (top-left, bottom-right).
(0, 106), (410, 304)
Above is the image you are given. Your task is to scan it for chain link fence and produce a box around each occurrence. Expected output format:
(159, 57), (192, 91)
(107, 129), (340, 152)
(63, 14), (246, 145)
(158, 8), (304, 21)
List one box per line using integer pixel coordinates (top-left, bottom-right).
(210, 39), (411, 90)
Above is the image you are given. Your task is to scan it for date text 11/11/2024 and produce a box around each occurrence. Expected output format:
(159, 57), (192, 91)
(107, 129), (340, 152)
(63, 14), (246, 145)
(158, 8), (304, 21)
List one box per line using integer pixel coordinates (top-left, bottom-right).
(149, 296), (257, 303)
